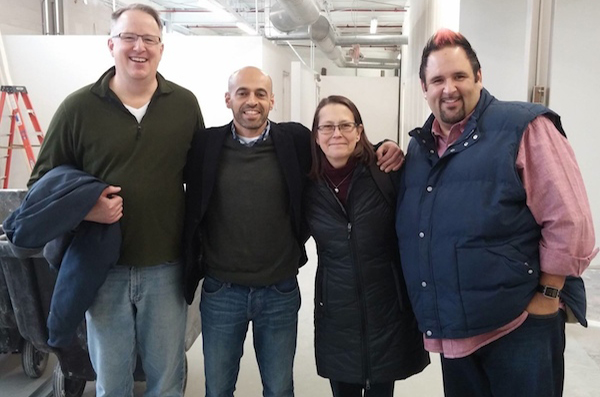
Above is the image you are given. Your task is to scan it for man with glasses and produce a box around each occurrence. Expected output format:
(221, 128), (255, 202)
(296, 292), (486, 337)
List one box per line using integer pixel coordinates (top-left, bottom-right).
(29, 4), (203, 396)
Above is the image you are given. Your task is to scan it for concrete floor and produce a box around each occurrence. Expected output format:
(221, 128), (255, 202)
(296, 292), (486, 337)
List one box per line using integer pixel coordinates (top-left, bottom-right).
(1, 239), (599, 396)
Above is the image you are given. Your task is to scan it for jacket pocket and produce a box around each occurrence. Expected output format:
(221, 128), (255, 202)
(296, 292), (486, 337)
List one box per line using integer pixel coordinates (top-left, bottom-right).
(391, 262), (406, 312)
(456, 245), (537, 330)
(315, 265), (328, 317)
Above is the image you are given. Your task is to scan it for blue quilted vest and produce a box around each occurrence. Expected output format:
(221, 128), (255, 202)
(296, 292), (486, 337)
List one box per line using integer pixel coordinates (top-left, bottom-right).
(395, 88), (583, 339)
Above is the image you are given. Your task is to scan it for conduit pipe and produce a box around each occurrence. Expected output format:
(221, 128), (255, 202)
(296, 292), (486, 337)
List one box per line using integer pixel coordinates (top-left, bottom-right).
(265, 32), (409, 48)
(42, 0), (50, 34)
(336, 35), (408, 46)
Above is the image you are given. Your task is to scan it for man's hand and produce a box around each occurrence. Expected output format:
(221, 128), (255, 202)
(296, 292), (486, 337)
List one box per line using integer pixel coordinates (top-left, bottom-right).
(525, 292), (560, 315)
(84, 186), (123, 224)
(376, 141), (405, 172)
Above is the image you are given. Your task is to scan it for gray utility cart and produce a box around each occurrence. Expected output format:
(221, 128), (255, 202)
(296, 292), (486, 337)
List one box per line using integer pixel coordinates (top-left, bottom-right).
(0, 189), (200, 397)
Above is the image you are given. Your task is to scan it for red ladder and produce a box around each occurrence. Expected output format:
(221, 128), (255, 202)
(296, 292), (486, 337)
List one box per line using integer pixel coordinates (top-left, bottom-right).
(0, 85), (44, 188)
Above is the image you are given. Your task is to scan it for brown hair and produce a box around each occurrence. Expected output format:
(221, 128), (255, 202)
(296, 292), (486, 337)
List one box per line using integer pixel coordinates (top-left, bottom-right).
(309, 95), (375, 180)
(419, 28), (481, 86)
(111, 3), (163, 32)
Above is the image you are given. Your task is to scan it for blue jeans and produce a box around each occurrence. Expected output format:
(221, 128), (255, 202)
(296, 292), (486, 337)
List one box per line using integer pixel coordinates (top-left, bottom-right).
(441, 310), (566, 397)
(85, 262), (187, 397)
(200, 275), (300, 397)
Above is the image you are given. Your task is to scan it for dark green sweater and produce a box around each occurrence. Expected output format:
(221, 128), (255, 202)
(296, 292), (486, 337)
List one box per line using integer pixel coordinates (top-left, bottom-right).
(29, 67), (204, 266)
(202, 134), (301, 286)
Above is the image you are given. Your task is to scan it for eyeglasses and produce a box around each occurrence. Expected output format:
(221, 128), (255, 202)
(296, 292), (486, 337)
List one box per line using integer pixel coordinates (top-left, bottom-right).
(112, 32), (161, 46)
(317, 122), (358, 135)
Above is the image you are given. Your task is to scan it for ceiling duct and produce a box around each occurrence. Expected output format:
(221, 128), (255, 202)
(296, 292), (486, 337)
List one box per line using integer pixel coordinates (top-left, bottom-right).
(269, 0), (402, 69)
(308, 15), (345, 66)
(269, 0), (320, 33)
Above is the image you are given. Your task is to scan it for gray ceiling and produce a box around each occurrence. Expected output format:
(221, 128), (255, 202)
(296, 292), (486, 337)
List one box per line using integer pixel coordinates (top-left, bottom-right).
(110, 0), (407, 64)
(119, 2), (403, 38)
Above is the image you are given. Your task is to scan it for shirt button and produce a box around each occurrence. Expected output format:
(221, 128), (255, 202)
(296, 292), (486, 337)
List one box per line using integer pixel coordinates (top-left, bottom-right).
(450, 148), (456, 153)
(419, 232), (425, 238)
(426, 186), (433, 192)
(421, 281), (427, 287)
(527, 269), (534, 275)
(422, 139), (426, 143)
(429, 149), (435, 154)
(426, 330), (433, 337)
(473, 134), (479, 140)
(464, 141), (469, 147)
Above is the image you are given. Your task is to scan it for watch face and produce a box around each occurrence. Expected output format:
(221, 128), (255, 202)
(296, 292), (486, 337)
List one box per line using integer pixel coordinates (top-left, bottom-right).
(538, 285), (560, 298)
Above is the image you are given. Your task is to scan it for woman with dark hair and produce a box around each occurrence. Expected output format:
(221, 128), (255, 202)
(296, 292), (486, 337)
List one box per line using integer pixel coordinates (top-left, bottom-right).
(304, 95), (429, 397)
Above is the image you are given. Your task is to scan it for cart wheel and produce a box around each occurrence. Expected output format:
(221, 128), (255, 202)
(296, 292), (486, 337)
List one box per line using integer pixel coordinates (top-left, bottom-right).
(183, 354), (188, 392)
(53, 362), (86, 397)
(21, 340), (49, 378)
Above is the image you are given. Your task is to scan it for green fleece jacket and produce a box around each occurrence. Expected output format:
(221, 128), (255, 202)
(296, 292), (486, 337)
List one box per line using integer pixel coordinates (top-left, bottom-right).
(29, 67), (204, 266)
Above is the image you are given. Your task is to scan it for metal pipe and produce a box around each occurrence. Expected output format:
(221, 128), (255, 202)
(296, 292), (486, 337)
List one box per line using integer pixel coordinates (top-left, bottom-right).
(42, 0), (50, 35)
(265, 33), (408, 47)
(338, 62), (399, 70)
(54, 0), (62, 35)
(336, 35), (408, 46)
(346, 56), (400, 64)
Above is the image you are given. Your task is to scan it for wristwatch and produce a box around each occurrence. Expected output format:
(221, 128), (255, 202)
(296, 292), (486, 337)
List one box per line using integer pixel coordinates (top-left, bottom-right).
(537, 284), (561, 299)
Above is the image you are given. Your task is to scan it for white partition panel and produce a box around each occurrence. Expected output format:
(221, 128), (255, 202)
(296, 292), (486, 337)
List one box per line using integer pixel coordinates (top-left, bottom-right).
(319, 76), (400, 144)
(549, 0), (600, 266)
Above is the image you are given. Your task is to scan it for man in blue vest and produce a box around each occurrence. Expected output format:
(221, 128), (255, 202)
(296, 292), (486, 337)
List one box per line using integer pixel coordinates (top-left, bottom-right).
(396, 29), (598, 397)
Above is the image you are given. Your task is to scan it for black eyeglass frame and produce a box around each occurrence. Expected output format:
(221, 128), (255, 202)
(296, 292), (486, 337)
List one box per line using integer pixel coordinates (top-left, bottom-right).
(111, 32), (162, 45)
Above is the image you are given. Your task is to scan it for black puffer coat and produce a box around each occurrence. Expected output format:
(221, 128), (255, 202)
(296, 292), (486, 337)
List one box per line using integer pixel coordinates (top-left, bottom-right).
(305, 164), (429, 385)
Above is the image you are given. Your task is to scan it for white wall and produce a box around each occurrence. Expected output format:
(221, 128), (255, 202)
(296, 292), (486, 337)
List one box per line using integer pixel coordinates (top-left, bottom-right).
(290, 61), (318, 128)
(0, 0), (113, 35)
(261, 38), (294, 122)
(158, 35), (263, 127)
(0, 0), (44, 34)
(399, 0), (461, 148)
(63, 0), (113, 35)
(459, 0), (530, 101)
(549, 0), (600, 266)
(319, 76), (400, 144)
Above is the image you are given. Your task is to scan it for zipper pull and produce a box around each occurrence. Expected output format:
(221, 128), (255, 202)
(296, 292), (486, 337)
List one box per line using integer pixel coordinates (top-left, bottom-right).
(347, 222), (352, 239)
(136, 125), (142, 140)
(365, 379), (371, 390)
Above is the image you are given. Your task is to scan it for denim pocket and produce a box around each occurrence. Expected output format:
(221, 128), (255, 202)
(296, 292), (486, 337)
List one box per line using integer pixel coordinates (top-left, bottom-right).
(272, 277), (298, 294)
(201, 276), (226, 295)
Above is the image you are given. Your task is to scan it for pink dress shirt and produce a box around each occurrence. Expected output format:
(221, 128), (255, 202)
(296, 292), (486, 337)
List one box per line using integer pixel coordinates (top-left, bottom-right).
(426, 115), (599, 359)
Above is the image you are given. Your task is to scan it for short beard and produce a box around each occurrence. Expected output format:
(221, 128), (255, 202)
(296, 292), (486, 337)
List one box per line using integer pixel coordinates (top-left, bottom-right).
(439, 105), (465, 126)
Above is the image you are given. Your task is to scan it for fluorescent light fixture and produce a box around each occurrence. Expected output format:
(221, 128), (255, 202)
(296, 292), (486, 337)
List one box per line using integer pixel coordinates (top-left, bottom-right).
(236, 21), (258, 35)
(198, 0), (231, 19)
(370, 18), (377, 34)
